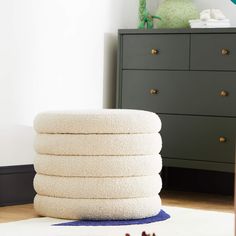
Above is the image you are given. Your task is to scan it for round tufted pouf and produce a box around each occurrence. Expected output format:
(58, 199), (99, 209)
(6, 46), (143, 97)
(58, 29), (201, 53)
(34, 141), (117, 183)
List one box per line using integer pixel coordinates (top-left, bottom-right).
(33, 109), (163, 220)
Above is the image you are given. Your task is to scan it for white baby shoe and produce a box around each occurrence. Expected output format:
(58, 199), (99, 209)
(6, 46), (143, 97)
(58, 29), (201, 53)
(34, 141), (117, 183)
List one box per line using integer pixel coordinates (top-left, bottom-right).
(211, 9), (226, 20)
(200, 9), (211, 21)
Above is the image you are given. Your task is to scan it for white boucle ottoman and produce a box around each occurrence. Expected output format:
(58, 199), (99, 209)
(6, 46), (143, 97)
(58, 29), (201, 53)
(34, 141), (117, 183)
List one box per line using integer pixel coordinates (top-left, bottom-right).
(33, 109), (163, 220)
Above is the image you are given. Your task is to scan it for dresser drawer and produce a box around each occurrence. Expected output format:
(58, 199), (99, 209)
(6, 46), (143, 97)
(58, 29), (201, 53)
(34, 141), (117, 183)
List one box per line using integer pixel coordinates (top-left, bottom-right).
(160, 115), (235, 163)
(122, 34), (190, 70)
(191, 34), (236, 71)
(121, 70), (236, 117)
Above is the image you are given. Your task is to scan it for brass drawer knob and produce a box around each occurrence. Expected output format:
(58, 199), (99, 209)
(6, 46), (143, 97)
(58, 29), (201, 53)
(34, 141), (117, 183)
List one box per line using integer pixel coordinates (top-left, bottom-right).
(151, 49), (159, 55)
(219, 136), (227, 143)
(221, 48), (230, 56)
(219, 90), (229, 97)
(150, 89), (159, 95)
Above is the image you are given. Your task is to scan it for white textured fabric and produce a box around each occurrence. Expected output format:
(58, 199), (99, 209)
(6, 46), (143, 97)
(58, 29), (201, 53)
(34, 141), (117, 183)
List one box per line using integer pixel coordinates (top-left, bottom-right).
(34, 174), (162, 199)
(34, 154), (162, 177)
(34, 195), (162, 220)
(34, 109), (162, 134)
(34, 133), (162, 156)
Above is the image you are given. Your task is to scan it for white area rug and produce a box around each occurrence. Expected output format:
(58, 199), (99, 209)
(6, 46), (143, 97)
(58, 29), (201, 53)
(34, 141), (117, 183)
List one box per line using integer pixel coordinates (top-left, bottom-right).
(0, 206), (234, 236)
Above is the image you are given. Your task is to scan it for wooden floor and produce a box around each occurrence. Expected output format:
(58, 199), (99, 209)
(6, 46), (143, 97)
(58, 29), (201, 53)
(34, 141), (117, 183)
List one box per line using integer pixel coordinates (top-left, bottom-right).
(0, 203), (38, 223)
(0, 191), (234, 223)
(161, 190), (234, 213)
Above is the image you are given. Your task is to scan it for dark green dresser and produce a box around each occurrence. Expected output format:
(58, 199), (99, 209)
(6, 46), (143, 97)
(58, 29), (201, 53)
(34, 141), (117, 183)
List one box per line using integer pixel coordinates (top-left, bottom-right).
(116, 28), (236, 173)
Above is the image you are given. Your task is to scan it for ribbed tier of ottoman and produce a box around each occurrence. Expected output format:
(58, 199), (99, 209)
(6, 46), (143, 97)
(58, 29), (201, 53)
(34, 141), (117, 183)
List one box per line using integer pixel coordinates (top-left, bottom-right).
(33, 109), (163, 220)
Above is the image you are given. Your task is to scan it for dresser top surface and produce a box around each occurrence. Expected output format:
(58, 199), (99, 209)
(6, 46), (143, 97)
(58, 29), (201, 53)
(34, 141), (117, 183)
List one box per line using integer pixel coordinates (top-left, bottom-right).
(119, 28), (236, 35)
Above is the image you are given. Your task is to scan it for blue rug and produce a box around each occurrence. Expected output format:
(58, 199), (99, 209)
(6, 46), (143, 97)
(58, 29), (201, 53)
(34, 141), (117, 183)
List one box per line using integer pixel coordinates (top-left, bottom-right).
(53, 210), (170, 226)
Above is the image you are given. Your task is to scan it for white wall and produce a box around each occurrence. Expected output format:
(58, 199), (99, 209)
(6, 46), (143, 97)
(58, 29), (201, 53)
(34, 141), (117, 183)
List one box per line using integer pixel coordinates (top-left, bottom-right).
(0, 0), (140, 166)
(0, 0), (235, 166)
(0, 126), (35, 166)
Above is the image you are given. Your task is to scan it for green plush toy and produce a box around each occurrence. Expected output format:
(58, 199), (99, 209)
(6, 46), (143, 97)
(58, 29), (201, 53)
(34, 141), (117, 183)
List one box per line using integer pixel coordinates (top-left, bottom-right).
(138, 0), (161, 29)
(156, 0), (199, 28)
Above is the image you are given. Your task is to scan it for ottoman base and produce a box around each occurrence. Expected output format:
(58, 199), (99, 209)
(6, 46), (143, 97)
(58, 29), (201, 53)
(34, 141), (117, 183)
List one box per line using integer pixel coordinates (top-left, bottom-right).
(34, 195), (162, 220)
